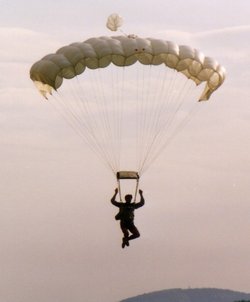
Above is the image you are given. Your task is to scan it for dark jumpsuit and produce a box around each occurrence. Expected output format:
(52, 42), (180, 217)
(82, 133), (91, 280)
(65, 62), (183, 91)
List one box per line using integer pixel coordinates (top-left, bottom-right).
(112, 199), (144, 241)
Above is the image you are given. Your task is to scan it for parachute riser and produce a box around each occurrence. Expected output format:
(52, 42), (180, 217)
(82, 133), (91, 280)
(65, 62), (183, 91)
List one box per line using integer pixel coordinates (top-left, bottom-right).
(116, 171), (140, 202)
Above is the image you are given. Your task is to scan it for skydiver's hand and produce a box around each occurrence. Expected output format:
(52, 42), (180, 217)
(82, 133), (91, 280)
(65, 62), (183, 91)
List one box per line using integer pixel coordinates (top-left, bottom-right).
(139, 189), (143, 195)
(115, 188), (118, 194)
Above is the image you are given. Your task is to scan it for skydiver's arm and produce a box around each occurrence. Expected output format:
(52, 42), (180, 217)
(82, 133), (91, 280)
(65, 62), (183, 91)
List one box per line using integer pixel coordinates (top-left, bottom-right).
(111, 188), (121, 207)
(135, 189), (145, 208)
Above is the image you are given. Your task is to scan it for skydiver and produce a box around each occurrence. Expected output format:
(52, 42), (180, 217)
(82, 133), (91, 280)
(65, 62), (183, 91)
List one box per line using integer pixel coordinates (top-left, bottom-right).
(111, 188), (145, 248)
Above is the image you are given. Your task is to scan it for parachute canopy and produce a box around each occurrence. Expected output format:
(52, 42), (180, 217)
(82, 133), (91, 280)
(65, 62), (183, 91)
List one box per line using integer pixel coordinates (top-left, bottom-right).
(30, 32), (225, 176)
(30, 35), (225, 101)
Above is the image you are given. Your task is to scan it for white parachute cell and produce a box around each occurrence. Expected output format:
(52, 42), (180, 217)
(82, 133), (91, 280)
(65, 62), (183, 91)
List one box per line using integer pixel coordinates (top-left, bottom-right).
(106, 13), (123, 31)
(30, 35), (226, 176)
(30, 36), (225, 100)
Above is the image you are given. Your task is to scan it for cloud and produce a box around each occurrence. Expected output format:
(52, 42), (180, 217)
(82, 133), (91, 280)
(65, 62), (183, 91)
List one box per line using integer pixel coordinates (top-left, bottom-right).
(193, 25), (250, 62)
(156, 25), (250, 63)
(0, 27), (61, 64)
(0, 27), (61, 107)
(194, 25), (250, 38)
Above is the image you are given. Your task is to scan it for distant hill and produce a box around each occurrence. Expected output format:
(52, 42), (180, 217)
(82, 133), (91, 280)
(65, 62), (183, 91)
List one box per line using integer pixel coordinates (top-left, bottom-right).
(120, 288), (250, 302)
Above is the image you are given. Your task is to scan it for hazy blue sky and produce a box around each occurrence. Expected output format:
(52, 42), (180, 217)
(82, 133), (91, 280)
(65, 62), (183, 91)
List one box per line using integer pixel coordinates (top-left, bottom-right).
(1, 1), (250, 301)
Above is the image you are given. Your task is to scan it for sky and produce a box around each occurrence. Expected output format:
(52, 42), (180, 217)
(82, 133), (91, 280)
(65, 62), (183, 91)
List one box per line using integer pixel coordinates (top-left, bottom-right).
(1, 0), (250, 301)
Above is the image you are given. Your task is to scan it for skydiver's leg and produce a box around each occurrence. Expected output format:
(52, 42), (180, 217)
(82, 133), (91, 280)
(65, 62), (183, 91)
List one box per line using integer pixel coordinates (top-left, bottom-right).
(121, 226), (129, 239)
(128, 224), (140, 241)
(120, 222), (129, 248)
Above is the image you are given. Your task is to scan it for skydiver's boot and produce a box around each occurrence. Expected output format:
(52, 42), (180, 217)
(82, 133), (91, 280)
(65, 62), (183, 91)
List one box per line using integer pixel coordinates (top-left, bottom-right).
(122, 237), (129, 248)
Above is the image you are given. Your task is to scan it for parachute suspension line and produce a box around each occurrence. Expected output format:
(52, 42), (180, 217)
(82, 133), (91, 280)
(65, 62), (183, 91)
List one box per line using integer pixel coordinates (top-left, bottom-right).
(52, 91), (117, 173)
(66, 78), (102, 143)
(71, 76), (118, 174)
(136, 64), (153, 173)
(133, 177), (140, 202)
(52, 89), (99, 146)
(136, 65), (178, 174)
(117, 178), (122, 202)
(111, 64), (125, 173)
(74, 77), (104, 140)
(105, 64), (125, 173)
(49, 92), (102, 167)
(50, 92), (88, 141)
(140, 65), (157, 170)
(76, 74), (120, 174)
(136, 63), (145, 173)
(47, 64), (204, 178)
(136, 64), (142, 172)
(140, 79), (203, 175)
(109, 65), (119, 171)
(74, 76), (118, 173)
(50, 79), (117, 174)
(102, 65), (125, 173)
(141, 106), (200, 175)
(138, 74), (188, 175)
(109, 65), (123, 172)
(83, 64), (126, 174)
(136, 65), (160, 174)
(138, 65), (175, 173)
(116, 66), (128, 172)
(90, 68), (119, 172)
(138, 70), (201, 175)
(136, 64), (155, 174)
(79, 66), (125, 174)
